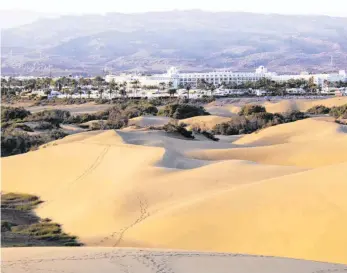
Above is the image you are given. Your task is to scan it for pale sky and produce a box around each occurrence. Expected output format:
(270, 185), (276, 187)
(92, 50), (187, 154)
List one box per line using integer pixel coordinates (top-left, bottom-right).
(1, 0), (347, 16)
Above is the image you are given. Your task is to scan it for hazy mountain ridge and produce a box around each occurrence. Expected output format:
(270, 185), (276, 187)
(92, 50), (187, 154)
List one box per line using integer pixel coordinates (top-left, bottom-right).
(1, 10), (347, 76)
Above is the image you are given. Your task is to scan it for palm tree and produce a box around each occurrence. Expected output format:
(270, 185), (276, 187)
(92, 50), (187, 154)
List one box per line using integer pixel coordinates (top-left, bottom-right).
(98, 88), (105, 99)
(166, 81), (176, 97)
(78, 87), (83, 99)
(71, 79), (78, 95)
(120, 81), (127, 98)
(185, 84), (192, 100)
(44, 89), (51, 97)
(114, 83), (120, 98)
(55, 79), (63, 92)
(87, 90), (92, 99)
(120, 88), (126, 97)
(108, 79), (117, 100)
(208, 83), (216, 96)
(93, 76), (104, 95)
(159, 82), (166, 92)
(7, 77), (12, 92)
(62, 87), (70, 98)
(131, 79), (140, 97)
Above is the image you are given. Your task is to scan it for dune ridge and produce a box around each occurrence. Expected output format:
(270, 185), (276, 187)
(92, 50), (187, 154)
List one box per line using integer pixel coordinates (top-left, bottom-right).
(2, 115), (347, 264)
(206, 97), (347, 116)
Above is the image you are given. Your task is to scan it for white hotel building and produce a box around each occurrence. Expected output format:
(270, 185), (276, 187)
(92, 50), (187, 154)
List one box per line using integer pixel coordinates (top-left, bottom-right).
(105, 66), (347, 89)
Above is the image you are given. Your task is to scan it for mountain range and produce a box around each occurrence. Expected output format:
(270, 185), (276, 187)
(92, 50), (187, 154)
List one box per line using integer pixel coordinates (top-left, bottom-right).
(1, 10), (347, 76)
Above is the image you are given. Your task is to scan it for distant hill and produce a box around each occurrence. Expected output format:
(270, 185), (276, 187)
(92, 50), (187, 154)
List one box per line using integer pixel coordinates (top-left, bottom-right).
(0, 9), (60, 29)
(1, 10), (347, 76)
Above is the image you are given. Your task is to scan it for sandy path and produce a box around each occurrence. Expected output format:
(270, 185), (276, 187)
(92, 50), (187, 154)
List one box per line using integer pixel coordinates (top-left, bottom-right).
(26, 103), (111, 115)
(2, 247), (347, 273)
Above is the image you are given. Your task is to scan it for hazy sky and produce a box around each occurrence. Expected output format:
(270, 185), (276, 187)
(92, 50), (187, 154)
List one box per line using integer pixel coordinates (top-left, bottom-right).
(1, 0), (347, 16)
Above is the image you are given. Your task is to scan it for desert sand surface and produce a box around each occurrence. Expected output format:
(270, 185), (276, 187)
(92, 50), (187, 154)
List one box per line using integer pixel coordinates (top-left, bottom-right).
(2, 247), (347, 273)
(128, 115), (230, 130)
(128, 116), (171, 127)
(207, 96), (347, 115)
(26, 102), (111, 115)
(2, 112), (347, 265)
(179, 115), (231, 130)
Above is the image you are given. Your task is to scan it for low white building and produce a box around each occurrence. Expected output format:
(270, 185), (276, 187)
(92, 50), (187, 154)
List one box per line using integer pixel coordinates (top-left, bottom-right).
(105, 67), (179, 89)
(105, 66), (273, 89)
(102, 66), (347, 93)
(178, 66), (272, 87)
(286, 88), (306, 94)
(272, 70), (347, 87)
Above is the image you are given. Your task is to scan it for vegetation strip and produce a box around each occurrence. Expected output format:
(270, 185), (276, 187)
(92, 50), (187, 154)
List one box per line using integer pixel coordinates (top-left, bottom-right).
(1, 193), (82, 247)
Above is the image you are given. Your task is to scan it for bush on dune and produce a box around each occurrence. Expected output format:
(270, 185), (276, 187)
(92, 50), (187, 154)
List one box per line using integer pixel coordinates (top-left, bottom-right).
(212, 105), (307, 135)
(1, 129), (67, 157)
(162, 122), (195, 139)
(65, 113), (98, 124)
(329, 104), (347, 119)
(306, 105), (331, 115)
(1, 193), (82, 246)
(33, 121), (55, 130)
(27, 110), (71, 126)
(212, 116), (250, 135)
(1, 107), (31, 122)
(239, 104), (266, 116)
(158, 104), (210, 119)
(5, 123), (34, 132)
(283, 110), (307, 122)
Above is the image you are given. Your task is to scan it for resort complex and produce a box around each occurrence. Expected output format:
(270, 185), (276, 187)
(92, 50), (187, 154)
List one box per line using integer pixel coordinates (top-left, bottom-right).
(2, 66), (347, 100)
(105, 66), (347, 88)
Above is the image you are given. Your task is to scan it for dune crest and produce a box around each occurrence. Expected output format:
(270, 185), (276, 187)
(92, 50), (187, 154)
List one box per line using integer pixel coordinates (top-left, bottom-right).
(2, 117), (347, 264)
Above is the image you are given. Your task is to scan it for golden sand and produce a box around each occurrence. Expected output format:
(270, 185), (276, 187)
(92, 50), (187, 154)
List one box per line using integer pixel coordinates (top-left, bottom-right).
(2, 104), (347, 264)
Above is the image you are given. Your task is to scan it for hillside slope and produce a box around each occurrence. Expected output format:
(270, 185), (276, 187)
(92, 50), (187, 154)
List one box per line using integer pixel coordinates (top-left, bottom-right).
(2, 10), (347, 75)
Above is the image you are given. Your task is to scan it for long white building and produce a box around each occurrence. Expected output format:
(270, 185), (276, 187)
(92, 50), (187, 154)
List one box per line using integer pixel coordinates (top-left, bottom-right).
(105, 66), (347, 89)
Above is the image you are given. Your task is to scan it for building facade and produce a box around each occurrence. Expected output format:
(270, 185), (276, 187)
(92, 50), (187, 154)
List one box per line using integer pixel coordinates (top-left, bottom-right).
(105, 66), (347, 89)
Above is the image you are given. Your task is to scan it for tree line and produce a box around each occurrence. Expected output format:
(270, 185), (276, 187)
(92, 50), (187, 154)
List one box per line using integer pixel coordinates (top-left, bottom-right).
(2, 75), (347, 99)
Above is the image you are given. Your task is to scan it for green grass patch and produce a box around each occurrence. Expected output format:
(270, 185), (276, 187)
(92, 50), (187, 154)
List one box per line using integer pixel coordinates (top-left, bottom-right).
(1, 193), (42, 211)
(1, 192), (82, 246)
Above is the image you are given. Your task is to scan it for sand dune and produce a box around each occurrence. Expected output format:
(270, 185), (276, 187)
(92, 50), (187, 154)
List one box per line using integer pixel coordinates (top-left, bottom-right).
(188, 119), (347, 168)
(207, 97), (347, 115)
(262, 97), (347, 113)
(179, 115), (231, 130)
(2, 247), (346, 273)
(128, 116), (171, 127)
(2, 116), (347, 264)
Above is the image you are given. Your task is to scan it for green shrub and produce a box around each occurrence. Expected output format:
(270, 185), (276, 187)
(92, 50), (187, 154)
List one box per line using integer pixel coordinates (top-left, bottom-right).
(158, 104), (209, 119)
(329, 104), (347, 119)
(212, 116), (250, 135)
(47, 130), (68, 140)
(65, 113), (98, 124)
(239, 105), (266, 116)
(1, 192), (82, 246)
(1, 132), (35, 157)
(33, 121), (55, 130)
(90, 121), (103, 131)
(201, 131), (219, 141)
(12, 222), (61, 236)
(27, 110), (71, 126)
(1, 193), (42, 211)
(1, 221), (16, 232)
(306, 105), (330, 115)
(162, 123), (194, 139)
(1, 107), (31, 122)
(213, 110), (306, 135)
(1, 129), (67, 157)
(6, 123), (34, 132)
(283, 111), (307, 122)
